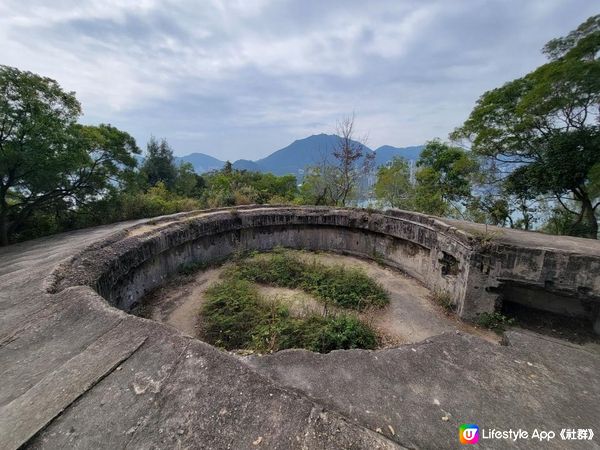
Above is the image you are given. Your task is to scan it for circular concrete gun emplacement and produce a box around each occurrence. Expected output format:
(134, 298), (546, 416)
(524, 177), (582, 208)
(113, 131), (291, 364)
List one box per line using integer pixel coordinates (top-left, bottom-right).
(1, 206), (599, 449)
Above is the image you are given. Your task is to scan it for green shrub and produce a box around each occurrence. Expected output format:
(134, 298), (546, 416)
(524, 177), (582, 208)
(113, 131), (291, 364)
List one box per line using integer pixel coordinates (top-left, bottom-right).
(202, 279), (274, 349)
(120, 182), (200, 219)
(477, 312), (516, 333)
(287, 314), (378, 353)
(226, 250), (389, 310)
(201, 278), (378, 353)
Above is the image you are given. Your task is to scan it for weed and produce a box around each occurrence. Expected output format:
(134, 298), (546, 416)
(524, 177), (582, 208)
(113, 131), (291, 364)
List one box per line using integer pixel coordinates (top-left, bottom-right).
(431, 290), (456, 313)
(372, 249), (385, 266)
(225, 250), (389, 310)
(471, 227), (502, 251)
(201, 278), (378, 353)
(477, 311), (516, 333)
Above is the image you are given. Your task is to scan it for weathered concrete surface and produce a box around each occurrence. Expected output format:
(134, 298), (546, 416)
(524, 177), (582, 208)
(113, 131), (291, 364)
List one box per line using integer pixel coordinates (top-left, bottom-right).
(443, 217), (600, 328)
(246, 330), (600, 449)
(47, 206), (600, 326)
(0, 210), (400, 450)
(0, 206), (599, 449)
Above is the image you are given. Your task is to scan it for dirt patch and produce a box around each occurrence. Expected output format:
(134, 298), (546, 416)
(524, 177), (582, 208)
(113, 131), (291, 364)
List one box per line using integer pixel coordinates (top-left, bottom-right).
(127, 221), (180, 237)
(134, 267), (221, 336)
(293, 251), (499, 344)
(257, 286), (324, 317)
(136, 250), (499, 346)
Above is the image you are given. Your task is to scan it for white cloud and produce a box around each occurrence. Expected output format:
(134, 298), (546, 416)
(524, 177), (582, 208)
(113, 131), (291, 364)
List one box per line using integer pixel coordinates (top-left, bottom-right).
(0, 0), (597, 159)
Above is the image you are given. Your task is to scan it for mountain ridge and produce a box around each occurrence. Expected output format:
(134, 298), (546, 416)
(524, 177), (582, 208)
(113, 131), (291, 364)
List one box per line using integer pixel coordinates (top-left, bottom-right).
(162, 134), (423, 175)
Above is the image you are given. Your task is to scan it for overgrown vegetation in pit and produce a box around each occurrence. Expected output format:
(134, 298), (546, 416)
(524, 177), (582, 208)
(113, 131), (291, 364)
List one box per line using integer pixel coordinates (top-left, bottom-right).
(202, 278), (379, 353)
(200, 249), (387, 353)
(223, 249), (389, 311)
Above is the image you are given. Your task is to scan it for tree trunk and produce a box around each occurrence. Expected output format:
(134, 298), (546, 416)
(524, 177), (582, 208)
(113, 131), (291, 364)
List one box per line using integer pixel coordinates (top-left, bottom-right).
(0, 210), (8, 247)
(580, 197), (598, 239)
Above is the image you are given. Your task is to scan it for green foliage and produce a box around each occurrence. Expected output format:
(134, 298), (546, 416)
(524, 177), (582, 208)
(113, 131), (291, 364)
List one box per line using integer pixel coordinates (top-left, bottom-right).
(141, 137), (177, 188)
(0, 64), (141, 245)
(297, 166), (338, 205)
(202, 166), (297, 208)
(477, 312), (516, 334)
(178, 260), (210, 276)
(413, 140), (478, 216)
(541, 206), (593, 237)
(54, 182), (199, 234)
(374, 156), (413, 209)
(226, 250), (389, 310)
(203, 279), (273, 350)
(173, 162), (205, 198)
(0, 64), (303, 245)
(201, 277), (378, 353)
(465, 195), (511, 227)
(116, 182), (199, 219)
(453, 15), (600, 238)
(543, 15), (600, 60)
(258, 314), (378, 354)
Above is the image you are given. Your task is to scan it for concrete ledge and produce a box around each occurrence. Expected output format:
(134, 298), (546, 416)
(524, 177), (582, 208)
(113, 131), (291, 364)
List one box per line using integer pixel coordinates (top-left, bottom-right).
(48, 206), (600, 326)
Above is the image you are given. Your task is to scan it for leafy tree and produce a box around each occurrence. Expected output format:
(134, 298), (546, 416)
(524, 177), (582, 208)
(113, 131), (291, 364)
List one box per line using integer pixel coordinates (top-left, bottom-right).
(465, 195), (511, 227)
(203, 166), (298, 207)
(542, 205), (580, 236)
(413, 140), (477, 216)
(141, 137), (177, 188)
(173, 162), (204, 197)
(298, 165), (337, 205)
(374, 156), (413, 208)
(453, 15), (600, 238)
(0, 65), (139, 245)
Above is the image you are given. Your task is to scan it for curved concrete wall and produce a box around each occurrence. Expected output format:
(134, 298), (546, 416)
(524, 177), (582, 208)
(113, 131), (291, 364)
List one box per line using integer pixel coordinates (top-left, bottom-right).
(48, 206), (600, 330)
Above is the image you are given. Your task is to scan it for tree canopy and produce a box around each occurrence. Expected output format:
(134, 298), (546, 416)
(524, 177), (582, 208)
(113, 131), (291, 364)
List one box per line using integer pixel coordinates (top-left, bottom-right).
(452, 14), (600, 238)
(300, 115), (373, 207)
(373, 156), (412, 209)
(413, 140), (477, 216)
(0, 66), (139, 245)
(141, 137), (177, 188)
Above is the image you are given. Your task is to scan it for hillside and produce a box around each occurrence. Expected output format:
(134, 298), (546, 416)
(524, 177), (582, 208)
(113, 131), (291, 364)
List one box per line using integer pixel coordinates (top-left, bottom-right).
(175, 153), (224, 173)
(233, 134), (423, 176)
(138, 135), (424, 175)
(373, 145), (423, 168)
(232, 159), (261, 172)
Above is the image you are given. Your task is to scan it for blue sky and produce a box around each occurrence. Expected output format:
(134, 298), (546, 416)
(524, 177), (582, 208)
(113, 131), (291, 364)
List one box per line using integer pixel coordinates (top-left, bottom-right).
(1, 1), (596, 159)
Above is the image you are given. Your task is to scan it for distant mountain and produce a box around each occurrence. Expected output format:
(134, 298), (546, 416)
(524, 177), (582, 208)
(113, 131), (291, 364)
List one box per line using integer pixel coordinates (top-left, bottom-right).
(373, 145), (424, 168)
(247, 134), (423, 176)
(175, 153), (224, 173)
(232, 159), (261, 172)
(247, 134), (370, 176)
(135, 134), (423, 177)
(136, 152), (225, 173)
